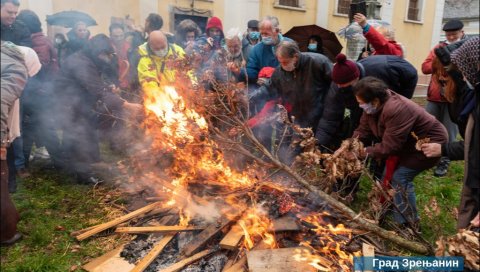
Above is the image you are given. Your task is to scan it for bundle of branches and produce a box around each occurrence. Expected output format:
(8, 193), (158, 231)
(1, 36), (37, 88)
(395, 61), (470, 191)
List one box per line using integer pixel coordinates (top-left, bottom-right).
(436, 229), (479, 270)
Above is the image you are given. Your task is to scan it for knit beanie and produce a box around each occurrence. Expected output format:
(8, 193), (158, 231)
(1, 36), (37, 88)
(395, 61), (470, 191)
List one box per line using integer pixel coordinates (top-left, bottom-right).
(451, 36), (479, 86)
(206, 16), (223, 34)
(332, 53), (360, 84)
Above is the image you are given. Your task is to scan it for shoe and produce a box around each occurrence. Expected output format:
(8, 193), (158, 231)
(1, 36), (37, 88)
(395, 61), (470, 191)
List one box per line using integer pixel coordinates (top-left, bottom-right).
(16, 168), (30, 179)
(434, 157), (450, 177)
(33, 147), (50, 160)
(0, 232), (22, 246)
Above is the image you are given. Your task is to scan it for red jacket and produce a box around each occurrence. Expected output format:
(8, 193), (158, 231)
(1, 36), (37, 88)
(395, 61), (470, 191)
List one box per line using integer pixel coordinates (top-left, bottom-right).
(422, 43), (448, 102)
(364, 26), (403, 57)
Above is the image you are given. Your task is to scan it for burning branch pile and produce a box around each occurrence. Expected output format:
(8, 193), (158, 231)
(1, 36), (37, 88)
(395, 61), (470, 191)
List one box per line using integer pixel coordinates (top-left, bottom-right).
(78, 58), (434, 271)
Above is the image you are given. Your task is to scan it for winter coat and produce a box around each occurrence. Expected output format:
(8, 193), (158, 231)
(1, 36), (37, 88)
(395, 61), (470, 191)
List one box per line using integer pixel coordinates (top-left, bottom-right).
(353, 90), (448, 170)
(1, 43), (28, 144)
(363, 25), (403, 57)
(137, 42), (188, 90)
(442, 86), (479, 188)
(243, 35), (292, 83)
(270, 52), (333, 131)
(315, 55), (418, 147)
(29, 32), (58, 80)
(0, 20), (32, 47)
(422, 43), (448, 102)
(53, 51), (125, 120)
(64, 29), (90, 59)
(358, 55), (417, 99)
(315, 85), (363, 147)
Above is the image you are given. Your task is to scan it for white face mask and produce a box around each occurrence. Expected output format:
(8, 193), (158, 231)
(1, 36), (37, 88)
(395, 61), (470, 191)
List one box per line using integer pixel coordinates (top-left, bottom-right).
(153, 48), (168, 57)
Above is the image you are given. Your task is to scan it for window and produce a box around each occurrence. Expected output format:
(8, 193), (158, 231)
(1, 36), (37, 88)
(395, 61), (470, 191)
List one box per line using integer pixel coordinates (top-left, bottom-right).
(279, 0), (299, 7)
(336, 0), (351, 15)
(406, 0), (423, 22)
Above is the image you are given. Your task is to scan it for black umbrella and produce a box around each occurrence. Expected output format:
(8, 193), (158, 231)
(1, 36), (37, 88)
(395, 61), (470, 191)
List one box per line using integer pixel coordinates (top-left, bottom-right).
(284, 25), (343, 63)
(46, 10), (97, 28)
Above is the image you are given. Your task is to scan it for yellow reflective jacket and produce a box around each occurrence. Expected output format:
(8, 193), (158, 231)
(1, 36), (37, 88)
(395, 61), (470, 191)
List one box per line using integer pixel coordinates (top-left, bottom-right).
(137, 42), (186, 90)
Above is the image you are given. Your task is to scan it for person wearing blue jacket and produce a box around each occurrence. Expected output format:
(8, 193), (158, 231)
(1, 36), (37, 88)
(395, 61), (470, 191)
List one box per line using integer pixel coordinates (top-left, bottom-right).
(238, 16), (292, 83)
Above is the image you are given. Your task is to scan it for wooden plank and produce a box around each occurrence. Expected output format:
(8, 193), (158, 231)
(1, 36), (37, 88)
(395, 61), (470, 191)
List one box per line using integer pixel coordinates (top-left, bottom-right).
(220, 224), (244, 250)
(223, 238), (270, 272)
(180, 211), (241, 257)
(129, 215), (178, 272)
(159, 249), (215, 272)
(358, 243), (375, 272)
(362, 243), (375, 257)
(71, 225), (98, 237)
(115, 226), (202, 234)
(269, 216), (300, 232)
(246, 247), (316, 272)
(223, 255), (246, 272)
(130, 234), (176, 272)
(83, 244), (135, 272)
(76, 201), (162, 241)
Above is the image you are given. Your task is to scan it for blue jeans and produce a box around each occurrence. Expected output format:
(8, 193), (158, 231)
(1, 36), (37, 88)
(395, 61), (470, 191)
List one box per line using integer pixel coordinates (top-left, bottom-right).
(390, 166), (422, 224)
(12, 137), (25, 170)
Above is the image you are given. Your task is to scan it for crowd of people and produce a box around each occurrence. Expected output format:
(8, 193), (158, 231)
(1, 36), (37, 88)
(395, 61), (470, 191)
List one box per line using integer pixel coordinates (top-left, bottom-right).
(1, 0), (478, 247)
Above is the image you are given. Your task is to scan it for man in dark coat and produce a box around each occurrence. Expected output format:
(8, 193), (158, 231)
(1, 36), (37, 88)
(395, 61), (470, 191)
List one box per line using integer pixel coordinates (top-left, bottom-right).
(53, 34), (142, 184)
(316, 53), (418, 148)
(0, 0), (31, 47)
(270, 41), (333, 131)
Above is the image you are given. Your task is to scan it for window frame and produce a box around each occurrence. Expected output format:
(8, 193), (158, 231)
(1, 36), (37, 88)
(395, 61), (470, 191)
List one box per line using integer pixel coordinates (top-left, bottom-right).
(273, 0), (306, 11)
(334, 0), (351, 17)
(404, 0), (425, 24)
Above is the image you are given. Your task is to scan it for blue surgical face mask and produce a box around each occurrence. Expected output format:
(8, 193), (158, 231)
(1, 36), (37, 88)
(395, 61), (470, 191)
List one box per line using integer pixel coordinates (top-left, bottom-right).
(262, 36), (273, 45)
(213, 35), (222, 43)
(308, 43), (317, 51)
(359, 102), (378, 114)
(249, 31), (260, 40)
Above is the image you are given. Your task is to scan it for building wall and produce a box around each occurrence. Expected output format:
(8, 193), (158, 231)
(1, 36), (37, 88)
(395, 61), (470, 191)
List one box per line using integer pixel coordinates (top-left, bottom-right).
(259, 0), (317, 34)
(19, 0), (440, 71)
(389, 0), (438, 70)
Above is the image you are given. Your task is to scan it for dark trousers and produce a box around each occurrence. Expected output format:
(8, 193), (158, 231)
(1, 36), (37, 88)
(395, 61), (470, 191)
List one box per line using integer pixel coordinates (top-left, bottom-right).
(1, 149), (19, 242)
(457, 186), (480, 229)
(61, 111), (101, 181)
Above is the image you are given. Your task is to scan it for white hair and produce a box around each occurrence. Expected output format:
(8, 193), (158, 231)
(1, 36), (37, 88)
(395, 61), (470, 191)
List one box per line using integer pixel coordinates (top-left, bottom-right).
(259, 15), (280, 31)
(225, 27), (242, 41)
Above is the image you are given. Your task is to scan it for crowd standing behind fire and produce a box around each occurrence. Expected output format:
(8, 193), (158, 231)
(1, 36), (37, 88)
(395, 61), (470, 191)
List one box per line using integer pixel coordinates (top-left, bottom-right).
(0, 0), (478, 247)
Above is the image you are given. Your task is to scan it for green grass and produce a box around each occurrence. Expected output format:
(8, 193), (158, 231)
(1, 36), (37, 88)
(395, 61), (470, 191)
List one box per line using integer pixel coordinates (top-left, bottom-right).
(0, 168), (123, 272)
(353, 160), (464, 251)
